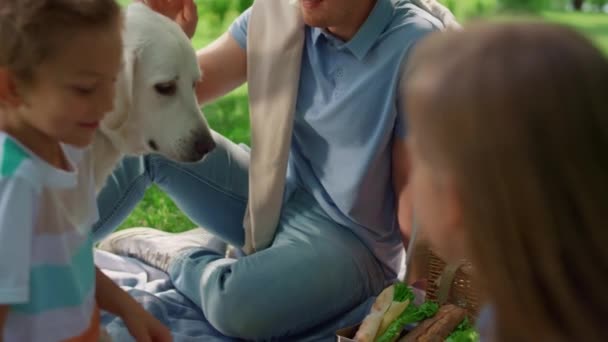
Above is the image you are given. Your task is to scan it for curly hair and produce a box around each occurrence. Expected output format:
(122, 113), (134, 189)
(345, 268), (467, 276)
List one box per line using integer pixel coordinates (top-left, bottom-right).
(0, 0), (121, 83)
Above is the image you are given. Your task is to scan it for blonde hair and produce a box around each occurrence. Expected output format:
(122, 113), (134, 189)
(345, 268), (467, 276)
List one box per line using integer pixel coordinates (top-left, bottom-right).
(405, 21), (608, 341)
(0, 0), (121, 83)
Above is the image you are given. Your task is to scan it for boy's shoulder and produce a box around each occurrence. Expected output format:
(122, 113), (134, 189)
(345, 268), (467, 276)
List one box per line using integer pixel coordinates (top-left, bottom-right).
(0, 133), (31, 177)
(0, 133), (41, 188)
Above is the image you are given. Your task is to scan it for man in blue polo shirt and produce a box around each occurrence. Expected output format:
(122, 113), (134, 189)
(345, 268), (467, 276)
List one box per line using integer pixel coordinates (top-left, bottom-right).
(95, 0), (453, 339)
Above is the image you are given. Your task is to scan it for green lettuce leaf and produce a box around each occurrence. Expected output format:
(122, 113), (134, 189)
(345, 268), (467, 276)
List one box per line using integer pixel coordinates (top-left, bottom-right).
(445, 318), (480, 342)
(393, 282), (415, 303)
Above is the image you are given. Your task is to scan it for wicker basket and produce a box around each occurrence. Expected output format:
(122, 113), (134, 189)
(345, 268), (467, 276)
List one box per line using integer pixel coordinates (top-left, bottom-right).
(425, 251), (480, 320)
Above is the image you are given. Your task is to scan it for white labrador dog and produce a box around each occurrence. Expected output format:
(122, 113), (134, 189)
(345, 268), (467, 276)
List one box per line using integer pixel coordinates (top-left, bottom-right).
(93, 3), (215, 190)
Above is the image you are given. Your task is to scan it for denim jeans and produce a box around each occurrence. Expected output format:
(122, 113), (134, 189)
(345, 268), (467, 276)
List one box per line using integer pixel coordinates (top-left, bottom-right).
(93, 132), (385, 340)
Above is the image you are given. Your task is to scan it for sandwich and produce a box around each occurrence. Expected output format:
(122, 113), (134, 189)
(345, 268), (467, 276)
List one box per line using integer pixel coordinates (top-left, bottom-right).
(354, 283), (439, 342)
(445, 318), (479, 342)
(398, 305), (479, 342)
(352, 283), (480, 342)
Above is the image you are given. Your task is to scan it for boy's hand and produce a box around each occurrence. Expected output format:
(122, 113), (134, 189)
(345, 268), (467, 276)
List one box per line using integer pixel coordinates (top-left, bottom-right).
(120, 303), (172, 342)
(138, 0), (198, 39)
(95, 268), (172, 341)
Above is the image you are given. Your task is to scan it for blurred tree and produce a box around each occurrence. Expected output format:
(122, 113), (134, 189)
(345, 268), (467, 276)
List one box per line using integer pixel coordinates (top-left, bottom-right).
(236, 0), (254, 13)
(589, 0), (607, 10)
(498, 0), (550, 12)
(206, 0), (230, 21)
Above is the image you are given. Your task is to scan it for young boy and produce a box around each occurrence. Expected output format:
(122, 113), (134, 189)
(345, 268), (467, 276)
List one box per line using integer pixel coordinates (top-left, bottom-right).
(0, 1), (171, 341)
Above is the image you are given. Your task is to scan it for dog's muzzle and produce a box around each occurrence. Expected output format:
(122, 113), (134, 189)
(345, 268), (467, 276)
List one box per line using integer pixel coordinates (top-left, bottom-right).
(194, 136), (216, 159)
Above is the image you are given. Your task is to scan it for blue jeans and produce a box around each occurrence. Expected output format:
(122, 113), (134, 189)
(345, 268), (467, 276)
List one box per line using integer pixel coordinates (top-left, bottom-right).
(93, 132), (385, 340)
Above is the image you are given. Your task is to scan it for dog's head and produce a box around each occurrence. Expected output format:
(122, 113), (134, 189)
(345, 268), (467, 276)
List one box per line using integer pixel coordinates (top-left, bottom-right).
(101, 3), (215, 162)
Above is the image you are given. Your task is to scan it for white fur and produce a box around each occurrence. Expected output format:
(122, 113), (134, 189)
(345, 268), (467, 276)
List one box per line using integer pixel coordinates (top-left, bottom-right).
(93, 3), (214, 191)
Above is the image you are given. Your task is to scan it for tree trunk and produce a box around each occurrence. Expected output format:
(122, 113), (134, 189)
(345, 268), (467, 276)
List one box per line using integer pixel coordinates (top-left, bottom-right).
(573, 0), (584, 10)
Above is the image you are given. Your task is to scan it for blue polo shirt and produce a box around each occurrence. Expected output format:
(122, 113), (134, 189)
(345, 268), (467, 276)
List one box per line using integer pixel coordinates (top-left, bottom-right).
(230, 0), (442, 278)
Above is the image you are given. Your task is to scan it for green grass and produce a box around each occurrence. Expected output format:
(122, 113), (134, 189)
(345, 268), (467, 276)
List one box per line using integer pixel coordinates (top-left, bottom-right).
(116, 1), (608, 233)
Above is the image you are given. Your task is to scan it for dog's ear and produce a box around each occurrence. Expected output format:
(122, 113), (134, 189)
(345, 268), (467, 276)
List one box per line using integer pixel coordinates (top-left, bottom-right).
(103, 46), (139, 130)
(122, 46), (138, 110)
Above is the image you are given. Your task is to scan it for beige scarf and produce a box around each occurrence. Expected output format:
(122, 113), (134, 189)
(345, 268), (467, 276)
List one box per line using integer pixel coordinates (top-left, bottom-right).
(242, 0), (458, 254)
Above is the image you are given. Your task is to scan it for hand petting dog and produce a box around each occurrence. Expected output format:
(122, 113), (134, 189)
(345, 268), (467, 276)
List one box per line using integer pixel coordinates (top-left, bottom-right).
(138, 0), (198, 38)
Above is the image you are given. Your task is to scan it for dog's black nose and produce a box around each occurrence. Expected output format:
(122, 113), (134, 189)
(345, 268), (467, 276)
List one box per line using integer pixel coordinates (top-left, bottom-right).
(195, 138), (216, 157)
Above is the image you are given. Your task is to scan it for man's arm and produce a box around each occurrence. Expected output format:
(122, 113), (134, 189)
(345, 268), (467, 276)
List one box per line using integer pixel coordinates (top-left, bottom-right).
(195, 32), (247, 105)
(392, 137), (412, 248)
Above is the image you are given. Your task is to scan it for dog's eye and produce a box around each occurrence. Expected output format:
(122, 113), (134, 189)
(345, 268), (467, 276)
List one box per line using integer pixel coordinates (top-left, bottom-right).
(155, 82), (177, 96)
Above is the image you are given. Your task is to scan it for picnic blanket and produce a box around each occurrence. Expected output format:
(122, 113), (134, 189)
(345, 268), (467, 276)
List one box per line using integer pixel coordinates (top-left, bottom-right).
(96, 250), (233, 342)
(95, 250), (393, 342)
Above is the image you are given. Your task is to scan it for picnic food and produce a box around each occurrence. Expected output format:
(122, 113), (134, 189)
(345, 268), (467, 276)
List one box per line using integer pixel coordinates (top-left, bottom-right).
(355, 283), (402, 341)
(398, 304), (468, 342)
(375, 301), (439, 342)
(354, 283), (439, 342)
(378, 299), (411, 336)
(445, 318), (480, 342)
(351, 284), (479, 342)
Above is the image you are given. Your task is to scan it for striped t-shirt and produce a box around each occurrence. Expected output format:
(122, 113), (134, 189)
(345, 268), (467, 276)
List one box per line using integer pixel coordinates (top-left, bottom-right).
(0, 132), (101, 341)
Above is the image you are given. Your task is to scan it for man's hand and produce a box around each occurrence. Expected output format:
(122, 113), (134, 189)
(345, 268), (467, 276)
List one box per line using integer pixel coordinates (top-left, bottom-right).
(138, 0), (198, 39)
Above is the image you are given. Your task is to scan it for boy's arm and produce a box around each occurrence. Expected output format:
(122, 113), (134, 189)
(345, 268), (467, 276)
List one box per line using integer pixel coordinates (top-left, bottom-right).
(95, 268), (172, 341)
(0, 177), (37, 339)
(95, 267), (133, 317)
